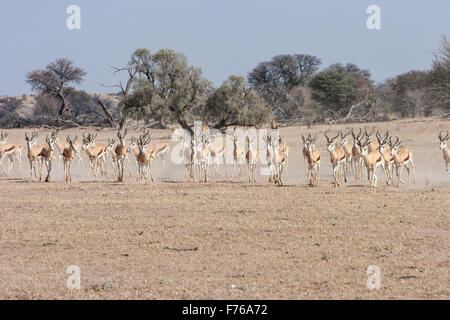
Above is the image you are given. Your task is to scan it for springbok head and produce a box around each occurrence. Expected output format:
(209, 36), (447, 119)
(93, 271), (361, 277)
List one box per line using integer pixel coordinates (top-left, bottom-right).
(358, 136), (371, 156)
(351, 128), (363, 147)
(135, 130), (151, 154)
(438, 130), (449, 150)
(25, 131), (38, 147)
(45, 129), (59, 152)
(66, 135), (79, 154)
(301, 133), (311, 149)
(82, 133), (97, 150)
(307, 134), (318, 152)
(106, 138), (116, 152)
(376, 130), (389, 153)
(324, 131), (340, 151)
(388, 136), (402, 156)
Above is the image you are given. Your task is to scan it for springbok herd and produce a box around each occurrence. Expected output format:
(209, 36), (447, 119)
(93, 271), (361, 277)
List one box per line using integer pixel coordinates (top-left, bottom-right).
(0, 126), (449, 193)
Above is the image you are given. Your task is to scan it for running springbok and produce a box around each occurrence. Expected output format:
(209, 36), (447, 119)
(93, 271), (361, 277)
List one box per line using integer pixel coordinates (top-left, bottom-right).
(304, 134), (320, 186)
(438, 130), (449, 173)
(25, 131), (46, 179)
(378, 132), (394, 183)
(133, 131), (154, 183)
(340, 130), (353, 175)
(365, 127), (379, 153)
(208, 135), (226, 178)
(38, 129), (59, 182)
(359, 134), (389, 194)
(263, 134), (288, 186)
(196, 134), (211, 182)
(246, 136), (258, 183)
(114, 128), (129, 182)
(62, 135), (79, 182)
(231, 135), (246, 177)
(324, 131), (347, 187)
(81, 133), (108, 179)
(351, 128), (363, 180)
(301, 133), (312, 177)
(0, 131), (22, 176)
(389, 136), (416, 186)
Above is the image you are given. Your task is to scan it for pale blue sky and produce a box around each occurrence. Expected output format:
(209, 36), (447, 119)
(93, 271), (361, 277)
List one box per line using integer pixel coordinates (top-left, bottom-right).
(0, 0), (449, 96)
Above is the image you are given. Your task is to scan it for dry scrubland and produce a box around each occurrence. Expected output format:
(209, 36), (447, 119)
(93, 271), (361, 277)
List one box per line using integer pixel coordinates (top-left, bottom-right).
(0, 118), (449, 299)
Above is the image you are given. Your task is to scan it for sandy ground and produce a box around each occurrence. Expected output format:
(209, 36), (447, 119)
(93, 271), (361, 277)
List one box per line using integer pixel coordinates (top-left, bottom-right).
(0, 118), (449, 299)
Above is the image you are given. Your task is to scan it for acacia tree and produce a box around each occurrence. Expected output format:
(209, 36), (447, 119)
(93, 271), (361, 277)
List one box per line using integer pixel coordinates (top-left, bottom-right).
(309, 63), (373, 121)
(429, 35), (450, 112)
(122, 48), (210, 135)
(26, 58), (86, 117)
(248, 54), (321, 120)
(203, 75), (271, 128)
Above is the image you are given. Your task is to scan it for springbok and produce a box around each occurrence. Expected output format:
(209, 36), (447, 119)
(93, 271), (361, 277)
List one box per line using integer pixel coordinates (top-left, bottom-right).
(359, 134), (389, 194)
(114, 128), (129, 182)
(389, 137), (416, 186)
(377, 132), (394, 183)
(246, 136), (258, 183)
(340, 129), (353, 176)
(25, 131), (46, 179)
(81, 133), (108, 179)
(133, 131), (154, 183)
(438, 130), (449, 173)
(230, 135), (246, 177)
(263, 135), (275, 183)
(351, 128), (363, 180)
(263, 134), (287, 186)
(304, 134), (320, 187)
(301, 133), (312, 177)
(208, 135), (226, 178)
(365, 127), (379, 153)
(56, 137), (83, 170)
(324, 131), (347, 187)
(182, 136), (196, 182)
(197, 134), (211, 182)
(62, 135), (79, 182)
(38, 129), (59, 182)
(0, 131), (22, 176)
(149, 141), (170, 168)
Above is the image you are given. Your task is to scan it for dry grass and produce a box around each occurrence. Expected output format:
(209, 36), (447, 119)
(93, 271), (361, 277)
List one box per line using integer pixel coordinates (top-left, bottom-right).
(0, 118), (449, 299)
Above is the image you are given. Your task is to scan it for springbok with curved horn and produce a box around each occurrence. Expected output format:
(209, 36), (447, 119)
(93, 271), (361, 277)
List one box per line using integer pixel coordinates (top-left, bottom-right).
(114, 128), (129, 182)
(301, 133), (312, 177)
(0, 131), (22, 176)
(359, 134), (389, 194)
(389, 137), (416, 186)
(351, 128), (363, 179)
(438, 131), (449, 173)
(134, 131), (154, 183)
(340, 129), (353, 176)
(263, 134), (275, 183)
(246, 136), (258, 183)
(363, 126), (379, 153)
(39, 128), (60, 182)
(62, 135), (79, 182)
(304, 134), (320, 186)
(230, 134), (246, 178)
(81, 133), (108, 179)
(24, 131), (44, 179)
(324, 131), (347, 187)
(197, 133), (211, 182)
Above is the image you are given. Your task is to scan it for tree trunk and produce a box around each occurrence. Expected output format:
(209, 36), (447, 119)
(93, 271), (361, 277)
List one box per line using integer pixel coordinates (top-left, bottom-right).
(57, 93), (71, 117)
